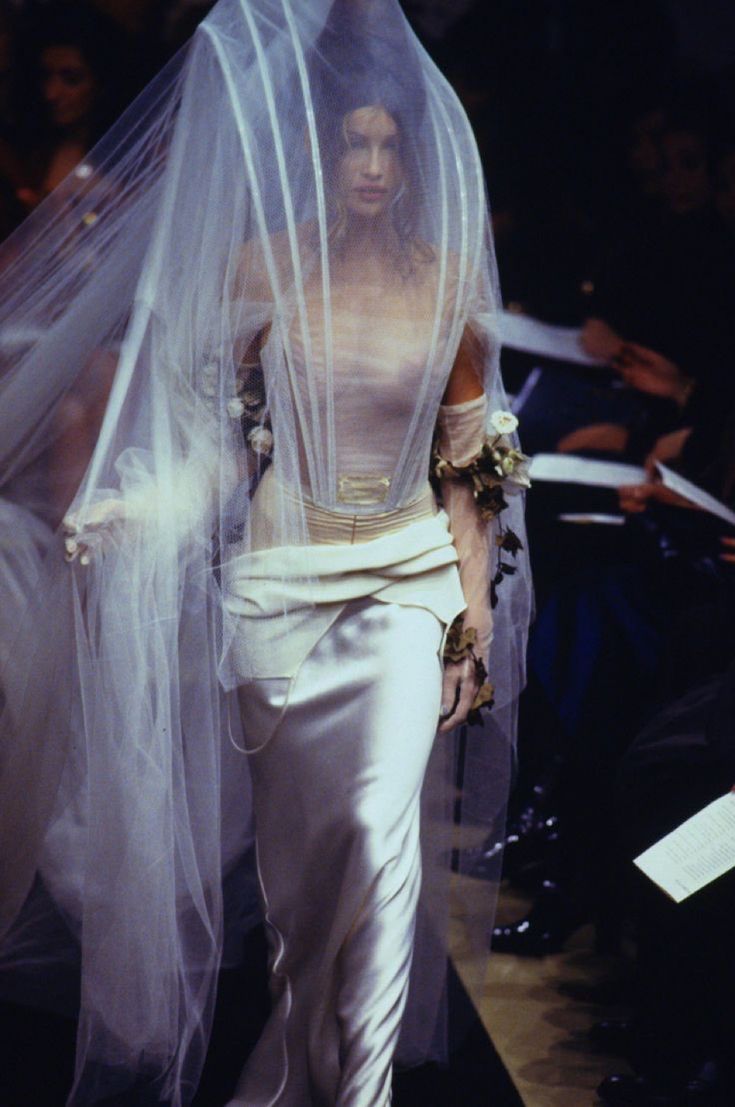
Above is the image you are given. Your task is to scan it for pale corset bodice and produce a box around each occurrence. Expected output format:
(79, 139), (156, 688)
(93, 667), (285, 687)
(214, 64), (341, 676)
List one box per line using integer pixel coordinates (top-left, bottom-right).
(279, 276), (450, 514)
(225, 281), (467, 682)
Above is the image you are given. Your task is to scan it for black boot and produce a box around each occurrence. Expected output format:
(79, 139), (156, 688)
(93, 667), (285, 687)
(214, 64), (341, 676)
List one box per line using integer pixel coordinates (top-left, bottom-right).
(455, 811), (561, 884)
(490, 879), (586, 956)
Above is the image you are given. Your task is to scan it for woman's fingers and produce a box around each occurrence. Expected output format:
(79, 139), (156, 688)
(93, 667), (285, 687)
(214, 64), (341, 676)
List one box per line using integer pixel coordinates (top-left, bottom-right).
(618, 481), (694, 514)
(62, 500), (127, 564)
(438, 666), (460, 730)
(64, 533), (99, 565)
(618, 483), (652, 513)
(63, 499), (126, 534)
(439, 660), (479, 733)
(614, 343), (688, 400)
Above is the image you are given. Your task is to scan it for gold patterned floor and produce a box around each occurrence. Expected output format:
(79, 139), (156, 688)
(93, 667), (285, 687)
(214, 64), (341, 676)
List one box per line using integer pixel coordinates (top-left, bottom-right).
(451, 880), (635, 1107)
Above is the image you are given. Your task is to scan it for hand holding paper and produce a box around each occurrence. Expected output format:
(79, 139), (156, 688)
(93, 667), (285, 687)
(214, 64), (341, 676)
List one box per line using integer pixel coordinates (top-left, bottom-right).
(613, 342), (693, 407)
(618, 480), (696, 515)
(653, 464), (735, 528)
(529, 453), (735, 530)
(634, 792), (735, 903)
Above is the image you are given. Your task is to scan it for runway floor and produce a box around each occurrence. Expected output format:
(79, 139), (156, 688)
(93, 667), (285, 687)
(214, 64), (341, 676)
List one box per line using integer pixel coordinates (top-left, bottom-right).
(0, 883), (631, 1106)
(456, 884), (635, 1107)
(0, 925), (521, 1107)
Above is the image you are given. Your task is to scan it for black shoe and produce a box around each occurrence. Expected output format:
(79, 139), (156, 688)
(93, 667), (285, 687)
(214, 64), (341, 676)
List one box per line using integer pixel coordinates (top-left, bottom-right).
(457, 812), (561, 884)
(490, 881), (585, 956)
(502, 812), (562, 883)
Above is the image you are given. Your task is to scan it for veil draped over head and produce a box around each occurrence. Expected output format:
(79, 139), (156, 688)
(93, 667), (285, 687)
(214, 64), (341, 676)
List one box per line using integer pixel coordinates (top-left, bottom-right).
(0, 1), (530, 1103)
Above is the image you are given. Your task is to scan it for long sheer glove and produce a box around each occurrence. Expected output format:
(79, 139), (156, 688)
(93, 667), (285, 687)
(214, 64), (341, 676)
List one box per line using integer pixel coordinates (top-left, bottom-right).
(437, 394), (493, 730)
(437, 394), (493, 654)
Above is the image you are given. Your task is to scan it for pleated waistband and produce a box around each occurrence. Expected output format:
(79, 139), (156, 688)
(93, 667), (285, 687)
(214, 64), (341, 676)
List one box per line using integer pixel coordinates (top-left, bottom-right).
(301, 486), (437, 545)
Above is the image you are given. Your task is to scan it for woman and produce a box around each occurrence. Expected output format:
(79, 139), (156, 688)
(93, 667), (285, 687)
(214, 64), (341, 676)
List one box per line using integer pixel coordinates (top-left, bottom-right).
(0, 2), (529, 1104)
(14, 4), (128, 212)
(216, 97), (498, 1105)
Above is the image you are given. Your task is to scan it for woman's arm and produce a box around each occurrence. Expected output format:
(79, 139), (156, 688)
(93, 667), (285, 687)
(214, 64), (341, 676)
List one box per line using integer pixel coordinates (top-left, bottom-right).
(442, 325), (485, 405)
(438, 328), (493, 733)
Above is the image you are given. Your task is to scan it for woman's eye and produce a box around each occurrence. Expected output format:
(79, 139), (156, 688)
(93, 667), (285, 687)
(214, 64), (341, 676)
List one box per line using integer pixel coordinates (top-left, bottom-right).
(346, 133), (368, 150)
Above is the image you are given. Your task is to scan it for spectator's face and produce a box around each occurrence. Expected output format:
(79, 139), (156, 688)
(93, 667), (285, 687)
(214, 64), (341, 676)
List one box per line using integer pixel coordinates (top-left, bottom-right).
(41, 45), (97, 130)
(660, 130), (710, 215)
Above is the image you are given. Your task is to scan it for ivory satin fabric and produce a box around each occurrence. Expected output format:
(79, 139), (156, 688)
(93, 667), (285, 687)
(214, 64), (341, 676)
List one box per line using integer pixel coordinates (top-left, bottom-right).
(222, 470), (466, 684)
(228, 600), (444, 1106)
(224, 482), (466, 1105)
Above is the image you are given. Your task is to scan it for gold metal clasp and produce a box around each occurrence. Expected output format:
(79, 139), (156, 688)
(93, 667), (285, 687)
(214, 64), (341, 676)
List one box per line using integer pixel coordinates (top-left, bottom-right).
(337, 475), (391, 506)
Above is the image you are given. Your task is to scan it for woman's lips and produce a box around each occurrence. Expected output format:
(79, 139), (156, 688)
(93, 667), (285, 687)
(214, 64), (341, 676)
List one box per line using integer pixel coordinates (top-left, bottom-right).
(355, 187), (387, 199)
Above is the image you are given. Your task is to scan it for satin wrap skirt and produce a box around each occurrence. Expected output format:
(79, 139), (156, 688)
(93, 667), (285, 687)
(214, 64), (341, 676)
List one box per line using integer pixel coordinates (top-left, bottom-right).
(227, 598), (445, 1107)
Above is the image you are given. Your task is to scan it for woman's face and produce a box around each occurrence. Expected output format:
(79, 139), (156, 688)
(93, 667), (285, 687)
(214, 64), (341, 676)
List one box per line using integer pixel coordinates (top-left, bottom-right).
(41, 45), (98, 130)
(337, 106), (403, 218)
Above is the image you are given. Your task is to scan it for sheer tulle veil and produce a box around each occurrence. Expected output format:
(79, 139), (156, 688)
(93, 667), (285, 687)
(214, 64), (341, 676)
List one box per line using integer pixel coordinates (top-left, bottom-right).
(0, 1), (530, 1103)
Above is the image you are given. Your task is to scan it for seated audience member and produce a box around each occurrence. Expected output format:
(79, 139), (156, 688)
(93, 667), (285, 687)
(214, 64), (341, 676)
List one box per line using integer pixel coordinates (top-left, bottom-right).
(14, 4), (128, 212)
(568, 110), (735, 458)
(3, 8), (132, 501)
(596, 662), (735, 1106)
(490, 396), (735, 955)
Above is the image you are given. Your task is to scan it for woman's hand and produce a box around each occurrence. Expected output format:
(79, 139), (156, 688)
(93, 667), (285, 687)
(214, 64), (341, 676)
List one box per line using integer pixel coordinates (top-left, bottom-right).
(438, 657), (481, 733)
(62, 498), (128, 564)
(618, 481), (697, 514)
(613, 342), (693, 407)
(581, 318), (625, 362)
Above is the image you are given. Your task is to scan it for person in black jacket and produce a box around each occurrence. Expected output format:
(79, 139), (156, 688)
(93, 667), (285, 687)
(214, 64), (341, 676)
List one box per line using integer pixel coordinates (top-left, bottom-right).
(598, 662), (735, 1106)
